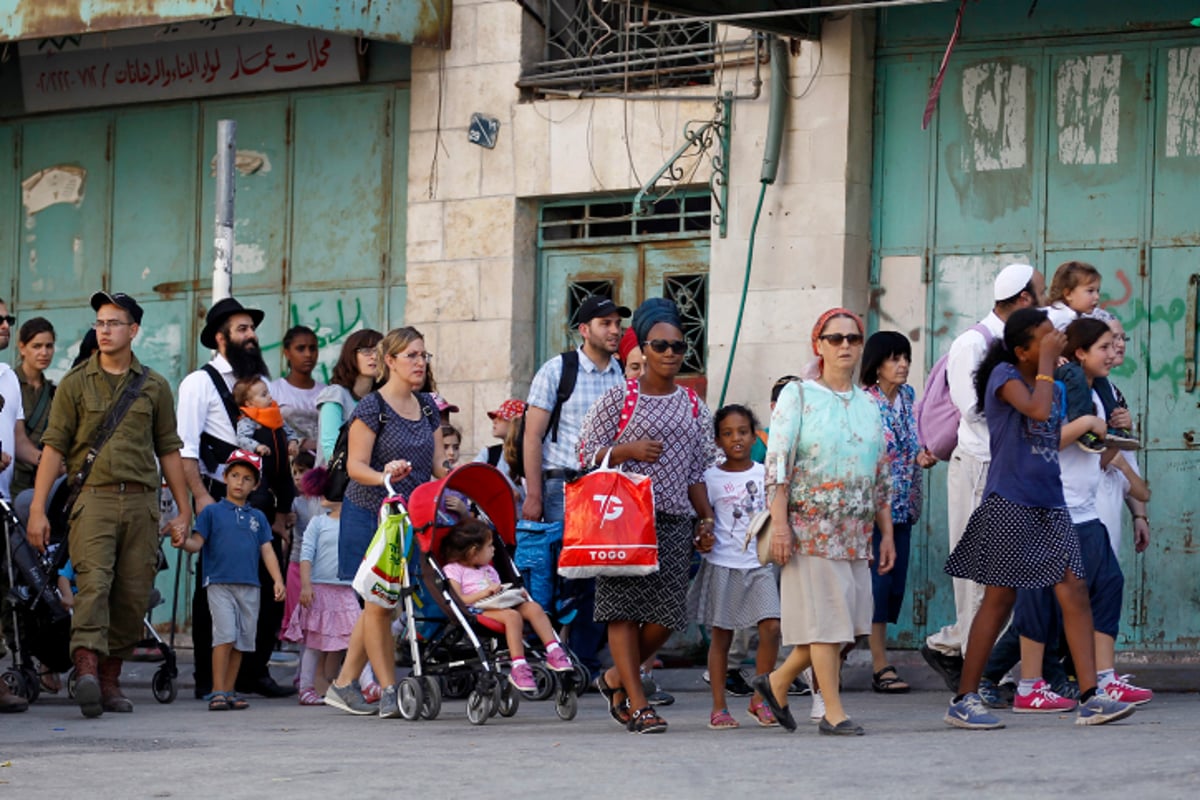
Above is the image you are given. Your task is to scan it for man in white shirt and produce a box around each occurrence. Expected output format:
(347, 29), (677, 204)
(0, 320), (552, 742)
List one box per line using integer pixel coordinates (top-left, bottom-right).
(177, 297), (293, 699)
(921, 264), (1045, 690)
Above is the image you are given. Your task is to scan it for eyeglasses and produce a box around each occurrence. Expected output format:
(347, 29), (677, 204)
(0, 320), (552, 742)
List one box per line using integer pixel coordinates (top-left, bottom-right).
(817, 333), (864, 346)
(0, 315), (14, 325)
(399, 351), (434, 363)
(645, 339), (687, 355)
(1115, 334), (1131, 342)
(356, 347), (378, 357)
(92, 320), (132, 331)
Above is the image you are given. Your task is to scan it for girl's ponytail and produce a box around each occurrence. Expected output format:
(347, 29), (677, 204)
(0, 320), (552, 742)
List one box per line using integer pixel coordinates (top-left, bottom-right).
(973, 307), (1049, 413)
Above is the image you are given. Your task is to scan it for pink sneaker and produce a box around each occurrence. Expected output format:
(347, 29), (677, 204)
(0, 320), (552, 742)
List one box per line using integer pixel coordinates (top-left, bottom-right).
(360, 682), (382, 704)
(509, 662), (536, 692)
(1102, 675), (1153, 705)
(1013, 679), (1078, 713)
(545, 647), (573, 672)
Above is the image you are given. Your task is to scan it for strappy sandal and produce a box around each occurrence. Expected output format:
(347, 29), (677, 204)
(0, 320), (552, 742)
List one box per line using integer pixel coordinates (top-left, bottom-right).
(208, 693), (232, 711)
(871, 665), (911, 694)
(627, 705), (668, 734)
(298, 687), (325, 706)
(594, 672), (631, 726)
(747, 697), (779, 727)
(227, 694), (250, 710)
(708, 708), (740, 730)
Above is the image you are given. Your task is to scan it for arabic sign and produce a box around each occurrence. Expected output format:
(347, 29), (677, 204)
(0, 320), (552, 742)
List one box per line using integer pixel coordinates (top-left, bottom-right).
(19, 28), (362, 112)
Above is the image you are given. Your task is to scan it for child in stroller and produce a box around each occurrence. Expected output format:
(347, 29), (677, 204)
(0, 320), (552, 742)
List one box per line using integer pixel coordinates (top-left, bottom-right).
(441, 518), (572, 692)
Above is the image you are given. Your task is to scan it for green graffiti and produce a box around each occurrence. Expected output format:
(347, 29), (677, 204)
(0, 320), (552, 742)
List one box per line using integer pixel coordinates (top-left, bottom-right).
(259, 297), (368, 383)
(1113, 298), (1187, 337)
(1147, 355), (1188, 398)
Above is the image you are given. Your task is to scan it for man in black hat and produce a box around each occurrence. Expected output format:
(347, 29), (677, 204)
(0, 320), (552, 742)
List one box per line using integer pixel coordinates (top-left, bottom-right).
(27, 291), (191, 717)
(177, 297), (293, 698)
(521, 294), (629, 681)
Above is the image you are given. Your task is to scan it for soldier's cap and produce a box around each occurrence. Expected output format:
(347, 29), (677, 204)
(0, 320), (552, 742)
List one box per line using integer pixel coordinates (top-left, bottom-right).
(90, 291), (144, 324)
(224, 448), (262, 480)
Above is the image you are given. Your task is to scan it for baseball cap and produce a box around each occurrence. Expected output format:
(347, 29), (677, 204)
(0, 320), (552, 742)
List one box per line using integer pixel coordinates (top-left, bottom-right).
(487, 398), (527, 421)
(430, 392), (459, 414)
(224, 448), (262, 479)
(574, 295), (631, 326)
(90, 291), (144, 324)
(993, 264), (1035, 301)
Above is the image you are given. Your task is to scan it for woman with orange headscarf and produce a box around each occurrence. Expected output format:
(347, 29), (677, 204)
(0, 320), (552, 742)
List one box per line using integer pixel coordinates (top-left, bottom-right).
(749, 308), (896, 737)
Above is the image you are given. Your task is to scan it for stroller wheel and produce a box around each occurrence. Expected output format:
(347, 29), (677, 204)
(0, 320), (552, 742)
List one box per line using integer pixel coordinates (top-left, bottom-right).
(528, 663), (555, 702)
(1, 669), (30, 701)
(554, 691), (578, 721)
(19, 667), (41, 703)
(496, 680), (520, 718)
(466, 688), (492, 725)
(419, 676), (442, 720)
(66, 667), (77, 699)
(152, 666), (177, 704)
(397, 676), (424, 721)
(570, 663), (590, 695)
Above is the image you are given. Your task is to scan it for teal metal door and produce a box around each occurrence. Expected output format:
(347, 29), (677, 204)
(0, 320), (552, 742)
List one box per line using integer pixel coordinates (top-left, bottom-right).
(875, 27), (1200, 650)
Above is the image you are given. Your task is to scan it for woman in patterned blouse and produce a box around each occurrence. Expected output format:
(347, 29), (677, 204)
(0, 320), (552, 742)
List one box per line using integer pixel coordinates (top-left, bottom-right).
(860, 332), (937, 695)
(749, 308), (896, 737)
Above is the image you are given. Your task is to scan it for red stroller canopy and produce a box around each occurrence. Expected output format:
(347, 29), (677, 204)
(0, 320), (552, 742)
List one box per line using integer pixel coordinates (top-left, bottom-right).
(407, 463), (517, 558)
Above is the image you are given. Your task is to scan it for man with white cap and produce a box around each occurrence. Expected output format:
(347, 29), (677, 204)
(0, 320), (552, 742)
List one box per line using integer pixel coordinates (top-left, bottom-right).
(921, 264), (1044, 691)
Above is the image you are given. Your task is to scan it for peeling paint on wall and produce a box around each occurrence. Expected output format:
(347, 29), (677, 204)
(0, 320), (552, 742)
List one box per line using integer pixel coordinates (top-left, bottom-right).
(208, 149), (272, 177)
(1057, 54), (1121, 166)
(21, 165), (86, 213)
(1166, 47), (1200, 158)
(961, 62), (1027, 172)
(233, 241), (267, 274)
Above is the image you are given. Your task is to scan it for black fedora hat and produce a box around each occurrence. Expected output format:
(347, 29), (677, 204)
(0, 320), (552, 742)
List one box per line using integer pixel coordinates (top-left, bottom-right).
(201, 297), (265, 350)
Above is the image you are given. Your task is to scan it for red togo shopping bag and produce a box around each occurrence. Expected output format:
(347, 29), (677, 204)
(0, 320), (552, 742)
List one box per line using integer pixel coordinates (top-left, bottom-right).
(559, 458), (657, 578)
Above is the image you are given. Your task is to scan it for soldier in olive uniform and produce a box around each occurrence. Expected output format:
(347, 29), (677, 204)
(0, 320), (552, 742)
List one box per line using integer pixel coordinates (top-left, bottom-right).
(26, 292), (191, 718)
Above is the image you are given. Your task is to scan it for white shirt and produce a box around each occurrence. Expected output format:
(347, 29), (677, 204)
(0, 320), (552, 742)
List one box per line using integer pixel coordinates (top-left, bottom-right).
(0, 363), (26, 499)
(702, 463), (767, 570)
(176, 354), (266, 480)
(1097, 453), (1138, 556)
(1060, 389), (1104, 524)
(269, 377), (324, 443)
(948, 312), (1005, 461)
(1044, 301), (1106, 332)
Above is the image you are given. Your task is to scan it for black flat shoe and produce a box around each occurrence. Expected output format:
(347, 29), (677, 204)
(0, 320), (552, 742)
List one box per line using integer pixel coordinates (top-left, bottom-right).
(819, 717), (865, 736)
(749, 673), (796, 732)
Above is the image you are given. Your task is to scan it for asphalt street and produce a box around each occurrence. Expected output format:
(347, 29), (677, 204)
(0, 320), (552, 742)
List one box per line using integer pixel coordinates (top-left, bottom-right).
(1, 657), (1199, 799)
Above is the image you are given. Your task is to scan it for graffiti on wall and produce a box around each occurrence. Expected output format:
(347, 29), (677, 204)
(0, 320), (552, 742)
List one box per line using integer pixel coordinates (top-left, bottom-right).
(261, 295), (371, 383)
(1102, 268), (1190, 394)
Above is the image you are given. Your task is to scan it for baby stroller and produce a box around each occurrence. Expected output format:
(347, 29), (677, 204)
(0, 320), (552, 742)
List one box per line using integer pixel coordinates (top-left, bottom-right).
(1, 493), (71, 702)
(402, 463), (586, 725)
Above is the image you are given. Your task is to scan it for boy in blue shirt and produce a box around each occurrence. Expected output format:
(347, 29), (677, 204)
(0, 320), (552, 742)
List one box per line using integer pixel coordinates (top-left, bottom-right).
(174, 449), (285, 710)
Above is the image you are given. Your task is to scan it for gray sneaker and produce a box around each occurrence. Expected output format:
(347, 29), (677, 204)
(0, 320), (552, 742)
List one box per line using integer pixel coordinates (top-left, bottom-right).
(378, 684), (402, 719)
(324, 680), (378, 716)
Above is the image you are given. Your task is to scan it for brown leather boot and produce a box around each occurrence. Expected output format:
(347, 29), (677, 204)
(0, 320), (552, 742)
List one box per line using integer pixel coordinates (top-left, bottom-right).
(73, 647), (103, 718)
(0, 675), (29, 713)
(99, 656), (133, 713)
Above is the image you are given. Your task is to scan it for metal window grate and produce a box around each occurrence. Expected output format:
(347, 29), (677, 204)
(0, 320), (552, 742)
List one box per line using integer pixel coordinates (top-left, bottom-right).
(519, 1), (753, 95)
(539, 192), (711, 247)
(663, 272), (708, 374)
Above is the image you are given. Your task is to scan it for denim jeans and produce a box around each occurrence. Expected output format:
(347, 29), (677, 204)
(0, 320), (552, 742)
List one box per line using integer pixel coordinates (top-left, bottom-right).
(543, 475), (605, 676)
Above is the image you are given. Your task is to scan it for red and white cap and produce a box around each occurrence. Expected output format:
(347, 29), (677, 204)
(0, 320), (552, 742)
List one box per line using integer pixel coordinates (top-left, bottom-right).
(224, 448), (262, 478)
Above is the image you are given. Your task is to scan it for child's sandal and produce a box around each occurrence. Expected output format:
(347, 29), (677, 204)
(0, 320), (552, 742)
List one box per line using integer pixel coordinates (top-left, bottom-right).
(208, 693), (232, 711)
(298, 688), (325, 706)
(708, 708), (740, 730)
(747, 697), (779, 727)
(627, 705), (668, 734)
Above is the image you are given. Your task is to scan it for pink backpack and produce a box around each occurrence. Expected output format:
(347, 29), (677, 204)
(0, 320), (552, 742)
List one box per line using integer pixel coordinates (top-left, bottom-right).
(915, 323), (993, 461)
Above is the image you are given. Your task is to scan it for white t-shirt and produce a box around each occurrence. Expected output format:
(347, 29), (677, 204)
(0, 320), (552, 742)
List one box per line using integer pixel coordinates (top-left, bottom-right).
(702, 462), (766, 570)
(1059, 389), (1104, 524)
(1097, 453), (1137, 556)
(269, 377), (325, 444)
(0, 363), (26, 499)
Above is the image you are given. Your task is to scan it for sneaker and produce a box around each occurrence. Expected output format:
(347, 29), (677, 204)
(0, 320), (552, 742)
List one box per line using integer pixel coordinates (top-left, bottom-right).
(324, 681), (378, 716)
(509, 662), (536, 692)
(545, 648), (573, 672)
(1101, 675), (1153, 705)
(378, 684), (402, 719)
(919, 644), (964, 692)
(1104, 429), (1141, 451)
(787, 675), (812, 696)
(701, 669), (711, 685)
(809, 690), (825, 722)
(647, 689), (676, 706)
(360, 681), (382, 704)
(1013, 679), (1078, 713)
(977, 677), (1010, 709)
(1076, 689), (1136, 726)
(1048, 677), (1080, 701)
(1076, 432), (1106, 453)
(725, 669), (753, 697)
(945, 692), (1005, 730)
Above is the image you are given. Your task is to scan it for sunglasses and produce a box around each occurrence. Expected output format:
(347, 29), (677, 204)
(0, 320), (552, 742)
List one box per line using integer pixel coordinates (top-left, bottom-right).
(0, 315), (14, 326)
(818, 333), (864, 346)
(645, 339), (687, 355)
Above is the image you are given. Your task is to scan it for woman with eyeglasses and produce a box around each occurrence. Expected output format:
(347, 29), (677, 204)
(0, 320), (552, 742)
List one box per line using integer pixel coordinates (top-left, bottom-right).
(314, 329), (383, 466)
(325, 326), (446, 718)
(749, 307), (896, 737)
(577, 298), (717, 734)
(10, 317), (57, 497)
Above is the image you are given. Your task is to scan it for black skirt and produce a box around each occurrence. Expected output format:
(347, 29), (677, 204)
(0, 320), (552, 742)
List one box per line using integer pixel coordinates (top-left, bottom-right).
(594, 512), (693, 631)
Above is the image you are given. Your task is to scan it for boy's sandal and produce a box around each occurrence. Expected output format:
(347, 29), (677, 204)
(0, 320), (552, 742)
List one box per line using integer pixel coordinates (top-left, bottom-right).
(747, 697), (779, 727)
(627, 706), (668, 734)
(208, 693), (232, 711)
(227, 694), (250, 710)
(298, 688), (325, 706)
(38, 667), (62, 694)
(871, 666), (910, 694)
(708, 709), (740, 730)
(594, 672), (631, 726)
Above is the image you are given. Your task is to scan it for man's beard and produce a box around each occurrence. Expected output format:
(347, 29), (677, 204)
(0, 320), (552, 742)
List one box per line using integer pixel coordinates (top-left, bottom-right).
(226, 338), (269, 379)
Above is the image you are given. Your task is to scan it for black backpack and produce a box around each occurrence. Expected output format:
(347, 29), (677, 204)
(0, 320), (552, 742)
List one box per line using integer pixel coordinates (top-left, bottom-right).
(510, 351), (579, 481)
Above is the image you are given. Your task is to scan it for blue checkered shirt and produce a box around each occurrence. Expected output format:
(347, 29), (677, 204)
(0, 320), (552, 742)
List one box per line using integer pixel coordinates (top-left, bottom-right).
(526, 347), (624, 470)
